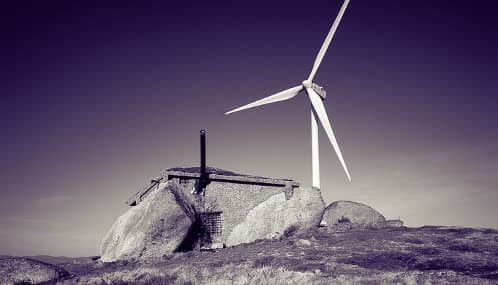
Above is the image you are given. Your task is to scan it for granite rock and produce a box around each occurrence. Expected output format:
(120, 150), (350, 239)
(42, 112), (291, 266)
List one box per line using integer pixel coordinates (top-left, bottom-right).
(100, 181), (193, 262)
(320, 200), (386, 229)
(226, 187), (325, 246)
(0, 257), (69, 285)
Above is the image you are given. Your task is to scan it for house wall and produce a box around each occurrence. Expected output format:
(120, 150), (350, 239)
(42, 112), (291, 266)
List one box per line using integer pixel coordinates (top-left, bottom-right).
(204, 181), (285, 244)
(169, 176), (287, 245)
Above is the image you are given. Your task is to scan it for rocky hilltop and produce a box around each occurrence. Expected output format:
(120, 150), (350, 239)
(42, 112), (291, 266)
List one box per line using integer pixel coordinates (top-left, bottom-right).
(100, 167), (401, 262)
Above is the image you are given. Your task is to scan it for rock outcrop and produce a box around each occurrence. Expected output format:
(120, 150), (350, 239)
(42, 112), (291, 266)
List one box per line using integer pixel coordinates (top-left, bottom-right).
(100, 181), (194, 262)
(226, 187), (325, 246)
(320, 200), (386, 230)
(0, 257), (70, 285)
(106, 168), (404, 261)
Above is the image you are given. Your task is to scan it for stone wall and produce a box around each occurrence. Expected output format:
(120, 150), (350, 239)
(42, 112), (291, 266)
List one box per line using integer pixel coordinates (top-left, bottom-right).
(204, 181), (285, 244)
(171, 178), (287, 245)
(381, 219), (404, 228)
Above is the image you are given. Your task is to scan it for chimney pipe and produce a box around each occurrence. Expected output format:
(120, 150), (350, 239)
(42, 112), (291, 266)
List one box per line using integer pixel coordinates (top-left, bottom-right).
(200, 130), (207, 186)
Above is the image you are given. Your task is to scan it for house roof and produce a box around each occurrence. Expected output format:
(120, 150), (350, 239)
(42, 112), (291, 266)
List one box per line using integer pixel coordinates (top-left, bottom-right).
(166, 167), (241, 177)
(164, 167), (298, 186)
(126, 167), (299, 206)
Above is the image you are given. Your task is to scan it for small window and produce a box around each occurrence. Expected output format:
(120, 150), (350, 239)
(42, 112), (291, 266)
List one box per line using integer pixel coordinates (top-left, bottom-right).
(201, 212), (222, 236)
(179, 177), (189, 185)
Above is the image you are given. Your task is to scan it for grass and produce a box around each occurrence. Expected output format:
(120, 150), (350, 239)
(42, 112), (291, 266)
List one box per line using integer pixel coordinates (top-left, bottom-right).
(61, 262), (496, 285)
(447, 242), (481, 253)
(339, 251), (418, 270)
(51, 226), (497, 284)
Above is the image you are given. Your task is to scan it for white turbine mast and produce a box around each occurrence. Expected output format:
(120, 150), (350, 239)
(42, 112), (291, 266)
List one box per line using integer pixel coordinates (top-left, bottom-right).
(225, 0), (352, 189)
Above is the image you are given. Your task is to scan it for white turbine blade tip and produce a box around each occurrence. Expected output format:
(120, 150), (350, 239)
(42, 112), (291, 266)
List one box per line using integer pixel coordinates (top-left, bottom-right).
(308, 0), (351, 81)
(224, 85), (303, 115)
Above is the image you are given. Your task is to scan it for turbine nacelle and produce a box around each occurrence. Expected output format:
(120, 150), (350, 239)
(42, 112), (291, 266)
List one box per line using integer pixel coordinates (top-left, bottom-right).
(311, 83), (327, 100)
(302, 80), (327, 100)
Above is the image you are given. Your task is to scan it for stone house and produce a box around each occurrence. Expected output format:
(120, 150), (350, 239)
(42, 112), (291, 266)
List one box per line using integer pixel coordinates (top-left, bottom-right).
(126, 166), (299, 249)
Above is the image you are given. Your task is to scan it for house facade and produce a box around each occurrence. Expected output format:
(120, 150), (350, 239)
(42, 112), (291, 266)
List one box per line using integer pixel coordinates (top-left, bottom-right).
(126, 167), (299, 249)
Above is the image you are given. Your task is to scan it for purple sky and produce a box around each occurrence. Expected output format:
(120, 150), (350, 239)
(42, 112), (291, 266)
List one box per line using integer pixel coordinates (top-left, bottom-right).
(2, 0), (498, 256)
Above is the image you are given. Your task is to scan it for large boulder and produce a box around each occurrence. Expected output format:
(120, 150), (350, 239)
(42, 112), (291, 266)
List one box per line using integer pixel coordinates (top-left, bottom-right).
(0, 257), (70, 285)
(100, 181), (193, 262)
(226, 187), (325, 246)
(320, 200), (386, 229)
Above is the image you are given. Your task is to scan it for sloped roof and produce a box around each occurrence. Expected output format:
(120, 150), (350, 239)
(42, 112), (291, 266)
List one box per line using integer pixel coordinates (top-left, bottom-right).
(126, 167), (299, 206)
(164, 167), (298, 187)
(166, 167), (243, 177)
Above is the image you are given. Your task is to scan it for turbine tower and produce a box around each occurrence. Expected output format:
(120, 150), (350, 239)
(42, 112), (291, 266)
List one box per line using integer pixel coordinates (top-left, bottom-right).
(225, 0), (352, 189)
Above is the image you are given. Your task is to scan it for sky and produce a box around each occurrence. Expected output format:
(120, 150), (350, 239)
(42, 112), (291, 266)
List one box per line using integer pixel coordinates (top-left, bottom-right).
(2, 0), (498, 257)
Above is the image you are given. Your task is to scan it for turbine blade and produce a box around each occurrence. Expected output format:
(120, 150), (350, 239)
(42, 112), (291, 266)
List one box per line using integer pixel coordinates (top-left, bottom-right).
(308, 0), (351, 81)
(306, 87), (351, 181)
(225, 85), (303, 115)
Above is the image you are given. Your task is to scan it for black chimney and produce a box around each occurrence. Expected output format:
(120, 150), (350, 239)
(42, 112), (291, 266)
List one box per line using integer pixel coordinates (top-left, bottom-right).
(199, 130), (208, 189)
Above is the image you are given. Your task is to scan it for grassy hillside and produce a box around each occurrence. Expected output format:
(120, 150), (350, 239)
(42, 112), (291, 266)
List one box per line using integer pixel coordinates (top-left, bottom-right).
(49, 226), (498, 284)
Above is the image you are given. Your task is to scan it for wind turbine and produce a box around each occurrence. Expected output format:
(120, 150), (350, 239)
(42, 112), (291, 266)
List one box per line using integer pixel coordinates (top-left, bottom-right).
(225, 0), (352, 189)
